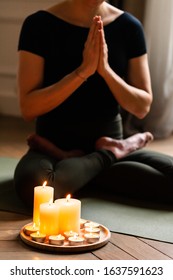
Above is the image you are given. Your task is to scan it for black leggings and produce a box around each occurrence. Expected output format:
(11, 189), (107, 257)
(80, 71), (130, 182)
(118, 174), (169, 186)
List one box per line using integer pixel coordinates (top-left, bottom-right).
(14, 148), (173, 209)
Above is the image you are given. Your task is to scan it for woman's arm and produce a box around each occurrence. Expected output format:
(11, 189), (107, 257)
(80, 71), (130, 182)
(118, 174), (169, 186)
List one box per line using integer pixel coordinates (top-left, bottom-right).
(18, 16), (101, 121)
(97, 22), (153, 119)
(18, 51), (88, 121)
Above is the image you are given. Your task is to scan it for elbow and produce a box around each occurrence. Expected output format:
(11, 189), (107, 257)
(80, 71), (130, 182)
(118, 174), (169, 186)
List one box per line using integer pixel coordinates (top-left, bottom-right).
(20, 102), (35, 122)
(21, 111), (35, 122)
(136, 106), (150, 119)
(134, 96), (153, 119)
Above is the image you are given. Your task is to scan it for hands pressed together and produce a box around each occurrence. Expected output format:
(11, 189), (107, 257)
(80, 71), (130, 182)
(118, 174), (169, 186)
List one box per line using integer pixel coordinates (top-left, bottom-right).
(78, 16), (109, 79)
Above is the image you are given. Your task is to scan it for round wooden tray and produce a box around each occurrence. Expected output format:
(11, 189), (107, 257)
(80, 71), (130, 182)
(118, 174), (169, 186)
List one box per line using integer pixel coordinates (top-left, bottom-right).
(20, 221), (111, 253)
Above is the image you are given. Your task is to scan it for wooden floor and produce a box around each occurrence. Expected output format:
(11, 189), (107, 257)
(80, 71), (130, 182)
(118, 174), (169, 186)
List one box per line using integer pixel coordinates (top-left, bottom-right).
(1, 115), (173, 260)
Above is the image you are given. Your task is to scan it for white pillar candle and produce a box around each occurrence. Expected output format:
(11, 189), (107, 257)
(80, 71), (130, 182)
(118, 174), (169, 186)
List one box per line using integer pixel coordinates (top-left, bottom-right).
(55, 194), (81, 234)
(39, 202), (60, 236)
(33, 181), (54, 227)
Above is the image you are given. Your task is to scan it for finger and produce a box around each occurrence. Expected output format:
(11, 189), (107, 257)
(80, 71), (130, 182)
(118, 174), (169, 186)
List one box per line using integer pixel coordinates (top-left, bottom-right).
(86, 16), (100, 45)
(86, 18), (97, 43)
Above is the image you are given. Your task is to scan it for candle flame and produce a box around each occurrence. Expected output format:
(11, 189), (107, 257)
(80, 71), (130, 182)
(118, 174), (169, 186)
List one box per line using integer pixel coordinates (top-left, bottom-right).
(66, 194), (71, 202)
(74, 234), (78, 239)
(43, 181), (47, 187)
(37, 231), (40, 236)
(33, 223), (36, 229)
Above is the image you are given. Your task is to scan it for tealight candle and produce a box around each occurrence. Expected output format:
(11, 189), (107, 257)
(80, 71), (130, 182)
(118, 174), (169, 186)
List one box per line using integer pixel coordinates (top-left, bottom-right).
(64, 230), (79, 240)
(68, 235), (84, 246)
(84, 227), (100, 234)
(49, 234), (65, 246)
(55, 194), (81, 234)
(80, 218), (88, 229)
(33, 181), (54, 227)
(84, 233), (100, 243)
(24, 223), (39, 236)
(84, 222), (100, 228)
(30, 231), (46, 243)
(39, 202), (60, 236)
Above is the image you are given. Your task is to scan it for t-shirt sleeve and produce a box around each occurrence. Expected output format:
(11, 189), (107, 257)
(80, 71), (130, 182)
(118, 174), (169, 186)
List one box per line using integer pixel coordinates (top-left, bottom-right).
(126, 14), (147, 59)
(18, 12), (47, 58)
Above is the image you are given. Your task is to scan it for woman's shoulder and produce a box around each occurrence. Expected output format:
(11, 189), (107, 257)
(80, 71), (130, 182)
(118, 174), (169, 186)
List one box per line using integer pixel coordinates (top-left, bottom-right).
(23, 10), (51, 25)
(21, 9), (65, 34)
(103, 3), (142, 28)
(118, 11), (143, 29)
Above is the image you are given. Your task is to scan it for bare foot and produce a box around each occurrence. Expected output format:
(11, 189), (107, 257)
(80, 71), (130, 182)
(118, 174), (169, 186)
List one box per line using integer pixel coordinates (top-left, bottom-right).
(27, 133), (85, 159)
(95, 132), (154, 159)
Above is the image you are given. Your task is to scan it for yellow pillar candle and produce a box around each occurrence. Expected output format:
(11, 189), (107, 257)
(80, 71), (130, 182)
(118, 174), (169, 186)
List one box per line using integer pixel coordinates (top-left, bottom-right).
(55, 194), (81, 234)
(33, 181), (54, 227)
(39, 202), (60, 236)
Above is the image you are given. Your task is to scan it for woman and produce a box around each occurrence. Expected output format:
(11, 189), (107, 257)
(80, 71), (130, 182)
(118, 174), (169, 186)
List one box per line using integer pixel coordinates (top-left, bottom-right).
(14, 0), (173, 208)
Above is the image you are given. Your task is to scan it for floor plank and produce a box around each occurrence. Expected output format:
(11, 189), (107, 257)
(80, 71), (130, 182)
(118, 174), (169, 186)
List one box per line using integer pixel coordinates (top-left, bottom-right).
(93, 240), (135, 260)
(139, 238), (173, 259)
(110, 233), (171, 260)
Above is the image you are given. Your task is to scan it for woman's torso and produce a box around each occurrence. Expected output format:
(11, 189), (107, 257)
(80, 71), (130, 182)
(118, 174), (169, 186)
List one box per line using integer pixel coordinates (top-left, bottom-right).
(18, 10), (146, 151)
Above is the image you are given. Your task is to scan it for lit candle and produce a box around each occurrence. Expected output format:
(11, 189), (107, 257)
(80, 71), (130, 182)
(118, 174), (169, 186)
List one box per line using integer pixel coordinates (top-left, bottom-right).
(84, 222), (100, 228)
(68, 234), (84, 246)
(84, 233), (100, 243)
(33, 181), (54, 227)
(39, 201), (60, 236)
(64, 230), (79, 240)
(55, 194), (81, 234)
(30, 231), (46, 243)
(84, 227), (100, 234)
(49, 234), (65, 246)
(24, 223), (39, 236)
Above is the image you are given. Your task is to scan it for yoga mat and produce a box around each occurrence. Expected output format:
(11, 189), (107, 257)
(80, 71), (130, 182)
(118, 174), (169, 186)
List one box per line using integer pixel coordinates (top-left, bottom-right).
(1, 157), (173, 243)
(0, 157), (32, 215)
(81, 196), (173, 243)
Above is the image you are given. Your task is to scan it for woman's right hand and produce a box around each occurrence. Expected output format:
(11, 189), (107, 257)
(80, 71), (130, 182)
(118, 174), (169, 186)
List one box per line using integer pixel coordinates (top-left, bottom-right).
(77, 16), (102, 79)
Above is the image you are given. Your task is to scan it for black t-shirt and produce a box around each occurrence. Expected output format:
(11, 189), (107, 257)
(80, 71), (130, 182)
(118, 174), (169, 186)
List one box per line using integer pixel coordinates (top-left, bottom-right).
(18, 10), (146, 149)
